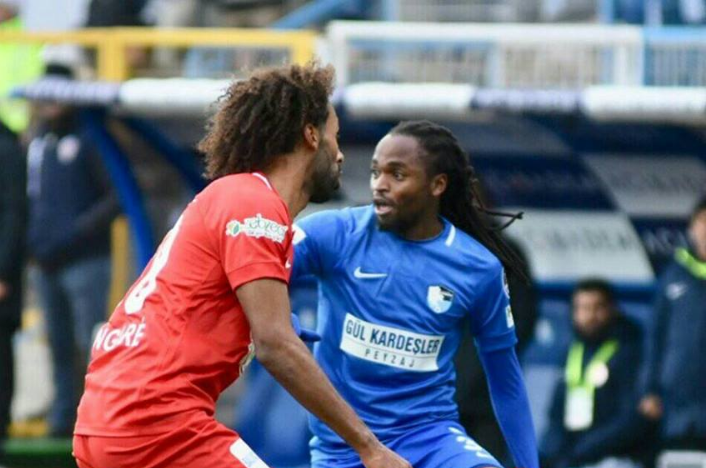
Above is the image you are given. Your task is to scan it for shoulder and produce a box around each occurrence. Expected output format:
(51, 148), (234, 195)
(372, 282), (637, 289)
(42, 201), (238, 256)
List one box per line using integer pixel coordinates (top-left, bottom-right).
(202, 174), (286, 213)
(453, 227), (504, 279)
(296, 205), (374, 235)
(196, 174), (290, 238)
(615, 315), (643, 345)
(656, 258), (691, 291)
(661, 259), (683, 277)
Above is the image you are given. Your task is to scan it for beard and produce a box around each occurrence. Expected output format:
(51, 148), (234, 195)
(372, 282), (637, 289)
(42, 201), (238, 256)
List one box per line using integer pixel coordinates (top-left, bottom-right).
(573, 319), (615, 345)
(309, 143), (340, 204)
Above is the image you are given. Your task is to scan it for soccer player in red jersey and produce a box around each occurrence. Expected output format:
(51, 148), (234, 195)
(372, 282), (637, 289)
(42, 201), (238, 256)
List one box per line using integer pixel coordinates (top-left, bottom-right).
(72, 63), (411, 468)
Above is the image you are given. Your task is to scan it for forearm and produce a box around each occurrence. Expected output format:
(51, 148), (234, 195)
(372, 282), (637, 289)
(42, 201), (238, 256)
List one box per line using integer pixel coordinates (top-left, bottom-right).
(256, 333), (378, 455)
(480, 347), (539, 468)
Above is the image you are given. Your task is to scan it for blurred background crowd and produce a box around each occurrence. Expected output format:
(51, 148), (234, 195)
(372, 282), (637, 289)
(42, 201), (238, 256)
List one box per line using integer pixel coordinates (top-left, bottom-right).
(0, 1), (705, 468)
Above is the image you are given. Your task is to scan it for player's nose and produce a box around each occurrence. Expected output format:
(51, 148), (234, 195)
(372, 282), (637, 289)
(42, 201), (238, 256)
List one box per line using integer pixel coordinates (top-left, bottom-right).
(371, 173), (389, 193)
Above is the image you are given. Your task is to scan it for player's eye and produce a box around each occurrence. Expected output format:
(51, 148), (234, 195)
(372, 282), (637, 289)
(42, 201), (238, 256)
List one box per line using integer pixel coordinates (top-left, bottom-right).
(393, 171), (405, 180)
(370, 168), (380, 178)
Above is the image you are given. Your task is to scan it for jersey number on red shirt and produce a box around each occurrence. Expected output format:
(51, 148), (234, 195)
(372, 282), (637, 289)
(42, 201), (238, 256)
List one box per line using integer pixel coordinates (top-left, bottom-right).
(125, 216), (184, 314)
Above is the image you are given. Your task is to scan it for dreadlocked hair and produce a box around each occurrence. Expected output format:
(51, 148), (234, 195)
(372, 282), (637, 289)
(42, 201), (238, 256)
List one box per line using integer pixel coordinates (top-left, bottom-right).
(389, 120), (528, 282)
(199, 62), (335, 180)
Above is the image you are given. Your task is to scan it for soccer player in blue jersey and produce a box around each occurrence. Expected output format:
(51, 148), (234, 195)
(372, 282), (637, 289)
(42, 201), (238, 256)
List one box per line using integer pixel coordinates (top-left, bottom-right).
(292, 120), (539, 468)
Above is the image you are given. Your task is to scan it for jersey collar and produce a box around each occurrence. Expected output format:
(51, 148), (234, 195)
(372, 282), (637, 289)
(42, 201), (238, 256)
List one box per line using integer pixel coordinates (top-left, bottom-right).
(251, 172), (273, 191)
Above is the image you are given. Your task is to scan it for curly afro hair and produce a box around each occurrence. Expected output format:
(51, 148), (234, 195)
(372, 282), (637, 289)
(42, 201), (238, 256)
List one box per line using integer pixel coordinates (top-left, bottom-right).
(199, 62), (335, 180)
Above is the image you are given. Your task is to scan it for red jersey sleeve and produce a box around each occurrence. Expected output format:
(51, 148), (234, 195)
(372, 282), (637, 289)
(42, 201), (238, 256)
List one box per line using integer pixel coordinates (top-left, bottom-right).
(202, 179), (293, 291)
(223, 200), (291, 290)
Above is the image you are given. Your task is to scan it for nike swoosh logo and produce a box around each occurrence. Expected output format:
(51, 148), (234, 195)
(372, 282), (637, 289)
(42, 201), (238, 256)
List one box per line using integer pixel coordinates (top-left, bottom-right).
(285, 259), (292, 269)
(353, 267), (387, 279)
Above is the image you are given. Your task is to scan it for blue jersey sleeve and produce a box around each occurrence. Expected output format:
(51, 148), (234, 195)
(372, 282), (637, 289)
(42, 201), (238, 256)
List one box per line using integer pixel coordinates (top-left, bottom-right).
(292, 209), (349, 280)
(481, 347), (539, 468)
(469, 261), (518, 352)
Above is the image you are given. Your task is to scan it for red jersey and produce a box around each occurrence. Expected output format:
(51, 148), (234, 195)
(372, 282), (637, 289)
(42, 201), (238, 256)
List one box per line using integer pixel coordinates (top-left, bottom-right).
(75, 173), (293, 436)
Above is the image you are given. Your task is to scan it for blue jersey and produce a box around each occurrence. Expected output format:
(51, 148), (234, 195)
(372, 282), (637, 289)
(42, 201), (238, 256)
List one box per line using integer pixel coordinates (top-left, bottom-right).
(293, 206), (517, 454)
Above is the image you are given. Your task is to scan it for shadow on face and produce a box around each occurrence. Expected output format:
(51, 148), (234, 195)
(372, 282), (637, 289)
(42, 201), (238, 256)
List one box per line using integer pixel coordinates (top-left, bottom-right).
(309, 104), (344, 204)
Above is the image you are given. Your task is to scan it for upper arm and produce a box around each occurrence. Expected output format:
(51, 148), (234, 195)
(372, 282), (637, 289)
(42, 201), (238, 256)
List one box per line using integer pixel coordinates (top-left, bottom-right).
(236, 278), (293, 345)
(211, 193), (292, 292)
(292, 209), (348, 278)
(469, 261), (518, 353)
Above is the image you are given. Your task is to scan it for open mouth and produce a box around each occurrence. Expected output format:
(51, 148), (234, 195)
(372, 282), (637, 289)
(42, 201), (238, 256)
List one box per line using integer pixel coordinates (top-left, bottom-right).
(373, 198), (394, 216)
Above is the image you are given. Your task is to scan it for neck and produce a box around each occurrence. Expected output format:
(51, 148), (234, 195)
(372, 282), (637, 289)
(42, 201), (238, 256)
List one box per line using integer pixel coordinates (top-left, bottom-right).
(696, 246), (706, 263)
(260, 151), (313, 219)
(398, 212), (444, 241)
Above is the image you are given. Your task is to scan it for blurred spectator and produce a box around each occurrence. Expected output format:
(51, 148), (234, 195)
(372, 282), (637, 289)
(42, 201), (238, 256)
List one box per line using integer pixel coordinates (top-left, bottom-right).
(540, 0), (597, 22)
(26, 63), (120, 437)
(541, 279), (653, 468)
(85, 0), (148, 27)
(0, 0), (43, 133)
(201, 0), (286, 27)
(639, 196), (706, 452)
(178, 0), (289, 78)
(84, 0), (151, 72)
(455, 236), (538, 463)
(148, 0), (286, 28)
(0, 120), (26, 451)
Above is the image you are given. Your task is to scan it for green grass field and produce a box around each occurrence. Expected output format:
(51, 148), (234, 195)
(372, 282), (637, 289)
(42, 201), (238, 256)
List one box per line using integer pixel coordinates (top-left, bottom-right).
(1, 438), (76, 468)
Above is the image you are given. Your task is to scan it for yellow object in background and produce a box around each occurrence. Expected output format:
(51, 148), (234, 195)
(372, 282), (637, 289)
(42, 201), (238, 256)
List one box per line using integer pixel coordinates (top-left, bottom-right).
(0, 17), (43, 133)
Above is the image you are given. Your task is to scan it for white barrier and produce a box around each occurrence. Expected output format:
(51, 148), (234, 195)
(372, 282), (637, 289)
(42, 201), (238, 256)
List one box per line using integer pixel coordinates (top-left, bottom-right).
(327, 21), (644, 88)
(14, 79), (706, 124)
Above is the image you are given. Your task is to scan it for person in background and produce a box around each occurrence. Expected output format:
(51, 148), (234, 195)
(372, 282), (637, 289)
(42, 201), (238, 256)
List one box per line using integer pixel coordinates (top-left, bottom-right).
(84, 0), (151, 71)
(639, 196), (706, 452)
(26, 63), (120, 437)
(0, 119), (27, 454)
(542, 279), (652, 468)
(0, 0), (43, 134)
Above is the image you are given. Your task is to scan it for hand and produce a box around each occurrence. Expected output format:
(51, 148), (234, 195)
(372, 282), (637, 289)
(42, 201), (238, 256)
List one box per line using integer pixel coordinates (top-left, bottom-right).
(290, 313), (321, 342)
(0, 281), (9, 301)
(359, 442), (412, 468)
(639, 394), (663, 420)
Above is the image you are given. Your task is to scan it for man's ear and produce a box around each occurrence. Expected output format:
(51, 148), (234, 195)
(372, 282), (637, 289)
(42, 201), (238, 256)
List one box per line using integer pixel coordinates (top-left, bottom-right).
(431, 173), (448, 198)
(303, 123), (320, 151)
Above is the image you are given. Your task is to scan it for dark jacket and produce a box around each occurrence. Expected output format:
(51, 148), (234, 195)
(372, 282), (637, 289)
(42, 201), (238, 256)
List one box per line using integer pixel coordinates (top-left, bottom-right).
(0, 123), (26, 328)
(541, 316), (651, 468)
(643, 248), (706, 440)
(26, 122), (120, 271)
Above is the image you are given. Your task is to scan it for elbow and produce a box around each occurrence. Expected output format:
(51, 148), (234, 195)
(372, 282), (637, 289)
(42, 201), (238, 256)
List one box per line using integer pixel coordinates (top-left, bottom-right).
(252, 329), (294, 367)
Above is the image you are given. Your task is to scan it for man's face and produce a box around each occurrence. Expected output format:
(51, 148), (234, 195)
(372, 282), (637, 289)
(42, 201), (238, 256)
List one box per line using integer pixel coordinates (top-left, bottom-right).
(33, 101), (71, 124)
(309, 105), (344, 204)
(572, 290), (615, 340)
(689, 208), (706, 261)
(0, 5), (16, 23)
(370, 134), (437, 233)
